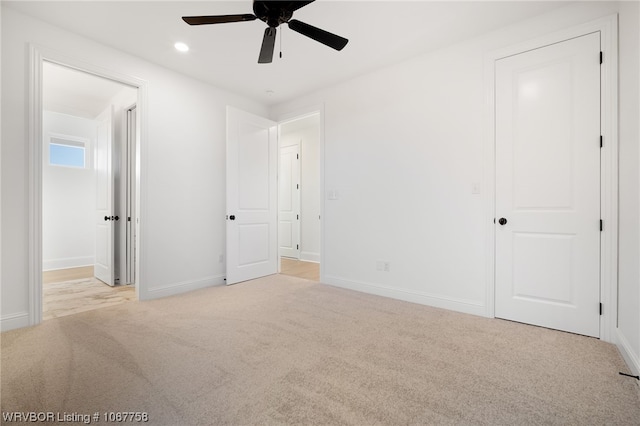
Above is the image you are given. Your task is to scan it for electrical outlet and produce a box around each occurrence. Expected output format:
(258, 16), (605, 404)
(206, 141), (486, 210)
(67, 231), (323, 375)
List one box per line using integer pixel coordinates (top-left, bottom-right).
(376, 260), (390, 272)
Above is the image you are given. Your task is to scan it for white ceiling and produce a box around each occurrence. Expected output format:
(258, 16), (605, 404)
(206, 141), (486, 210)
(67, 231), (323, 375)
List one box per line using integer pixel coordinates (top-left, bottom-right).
(7, 1), (571, 106)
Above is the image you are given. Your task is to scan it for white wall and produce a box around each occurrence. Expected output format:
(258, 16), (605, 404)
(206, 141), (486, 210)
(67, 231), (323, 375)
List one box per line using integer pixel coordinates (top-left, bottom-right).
(42, 111), (97, 270)
(271, 2), (639, 372)
(1, 7), (268, 330)
(280, 116), (321, 262)
(617, 0), (640, 375)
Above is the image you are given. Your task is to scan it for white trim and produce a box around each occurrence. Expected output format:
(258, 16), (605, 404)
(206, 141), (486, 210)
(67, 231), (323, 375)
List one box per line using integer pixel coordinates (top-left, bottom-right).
(617, 329), (640, 376)
(325, 275), (486, 317)
(1, 312), (30, 332)
(43, 256), (94, 271)
(483, 15), (619, 342)
(273, 104), (325, 281)
(144, 275), (226, 300)
(28, 44), (149, 326)
(28, 45), (44, 327)
(598, 15), (619, 345)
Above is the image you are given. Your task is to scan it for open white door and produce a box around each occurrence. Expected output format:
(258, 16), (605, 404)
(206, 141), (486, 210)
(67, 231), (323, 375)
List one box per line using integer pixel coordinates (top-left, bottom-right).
(95, 106), (115, 286)
(226, 107), (278, 285)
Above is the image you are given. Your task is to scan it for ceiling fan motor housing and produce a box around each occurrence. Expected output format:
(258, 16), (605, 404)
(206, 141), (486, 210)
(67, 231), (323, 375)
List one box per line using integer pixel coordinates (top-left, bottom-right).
(253, 1), (293, 28)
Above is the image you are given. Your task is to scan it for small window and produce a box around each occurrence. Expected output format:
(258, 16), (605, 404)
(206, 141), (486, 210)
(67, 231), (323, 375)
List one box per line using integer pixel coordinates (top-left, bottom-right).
(49, 137), (86, 168)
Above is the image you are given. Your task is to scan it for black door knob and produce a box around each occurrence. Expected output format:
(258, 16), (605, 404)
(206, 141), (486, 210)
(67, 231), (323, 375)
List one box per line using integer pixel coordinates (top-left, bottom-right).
(498, 217), (507, 225)
(114, 216), (119, 221)
(104, 216), (111, 221)
(229, 215), (236, 221)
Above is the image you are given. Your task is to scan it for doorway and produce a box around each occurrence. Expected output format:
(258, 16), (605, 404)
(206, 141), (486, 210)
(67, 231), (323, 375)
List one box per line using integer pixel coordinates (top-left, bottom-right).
(493, 33), (602, 337)
(224, 108), (322, 285)
(278, 113), (321, 281)
(41, 61), (138, 319)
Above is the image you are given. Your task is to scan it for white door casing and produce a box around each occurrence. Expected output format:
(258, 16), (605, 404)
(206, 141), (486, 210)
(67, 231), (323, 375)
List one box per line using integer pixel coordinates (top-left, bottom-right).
(494, 32), (601, 337)
(279, 144), (300, 259)
(125, 106), (137, 285)
(95, 106), (115, 286)
(226, 107), (278, 285)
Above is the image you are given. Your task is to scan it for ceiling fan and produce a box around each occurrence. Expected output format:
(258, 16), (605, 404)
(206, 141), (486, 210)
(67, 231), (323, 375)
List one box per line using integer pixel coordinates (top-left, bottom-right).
(182, 0), (349, 63)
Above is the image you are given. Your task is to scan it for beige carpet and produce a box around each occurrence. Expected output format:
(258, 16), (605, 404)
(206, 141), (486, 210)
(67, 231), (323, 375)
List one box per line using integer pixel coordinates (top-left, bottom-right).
(2, 274), (639, 425)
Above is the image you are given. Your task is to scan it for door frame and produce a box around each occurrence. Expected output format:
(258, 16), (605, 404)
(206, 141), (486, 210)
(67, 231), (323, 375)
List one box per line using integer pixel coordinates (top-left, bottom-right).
(483, 15), (618, 343)
(274, 105), (325, 281)
(123, 104), (137, 285)
(28, 44), (148, 325)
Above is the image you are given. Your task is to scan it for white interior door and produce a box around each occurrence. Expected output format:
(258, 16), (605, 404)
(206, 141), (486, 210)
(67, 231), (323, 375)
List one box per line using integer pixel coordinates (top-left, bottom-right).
(95, 106), (115, 286)
(495, 32), (601, 337)
(279, 144), (300, 259)
(226, 107), (278, 285)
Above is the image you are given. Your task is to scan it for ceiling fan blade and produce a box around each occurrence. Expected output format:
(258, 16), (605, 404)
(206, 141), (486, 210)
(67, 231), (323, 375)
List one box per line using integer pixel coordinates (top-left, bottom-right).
(288, 1), (315, 12)
(182, 14), (257, 25)
(258, 27), (277, 64)
(287, 19), (348, 51)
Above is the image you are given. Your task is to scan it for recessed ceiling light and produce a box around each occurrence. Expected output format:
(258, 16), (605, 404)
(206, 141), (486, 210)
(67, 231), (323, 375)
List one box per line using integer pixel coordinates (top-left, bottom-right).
(265, 90), (275, 95)
(174, 42), (189, 53)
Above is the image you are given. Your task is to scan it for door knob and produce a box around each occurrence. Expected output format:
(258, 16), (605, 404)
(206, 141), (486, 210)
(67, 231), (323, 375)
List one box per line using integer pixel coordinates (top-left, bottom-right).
(104, 216), (111, 221)
(498, 217), (508, 225)
(229, 215), (236, 221)
(113, 216), (119, 221)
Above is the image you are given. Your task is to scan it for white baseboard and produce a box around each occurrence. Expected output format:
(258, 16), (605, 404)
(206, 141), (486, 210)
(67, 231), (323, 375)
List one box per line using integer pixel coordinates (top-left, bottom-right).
(1, 312), (30, 332)
(43, 256), (94, 271)
(300, 252), (320, 263)
(140, 274), (226, 301)
(324, 275), (486, 317)
(616, 328), (640, 375)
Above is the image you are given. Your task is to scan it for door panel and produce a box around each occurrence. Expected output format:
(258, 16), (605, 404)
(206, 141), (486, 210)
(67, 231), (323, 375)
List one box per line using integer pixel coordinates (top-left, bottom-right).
(512, 232), (574, 304)
(512, 61), (573, 209)
(94, 106), (114, 286)
(226, 107), (278, 285)
(495, 32), (601, 337)
(279, 145), (300, 258)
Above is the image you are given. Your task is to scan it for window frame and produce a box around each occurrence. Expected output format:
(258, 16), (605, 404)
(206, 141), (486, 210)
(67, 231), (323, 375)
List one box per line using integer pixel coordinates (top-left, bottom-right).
(47, 133), (90, 169)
